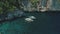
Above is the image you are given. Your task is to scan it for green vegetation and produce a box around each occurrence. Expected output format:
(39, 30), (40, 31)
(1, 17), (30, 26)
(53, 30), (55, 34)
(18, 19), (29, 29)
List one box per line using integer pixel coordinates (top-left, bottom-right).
(30, 0), (39, 8)
(0, 0), (21, 14)
(0, 0), (38, 14)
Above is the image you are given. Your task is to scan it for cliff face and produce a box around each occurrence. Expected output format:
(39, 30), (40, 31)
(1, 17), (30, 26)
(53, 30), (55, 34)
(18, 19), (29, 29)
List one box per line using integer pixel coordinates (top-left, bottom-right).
(22, 0), (60, 11)
(0, 0), (60, 12)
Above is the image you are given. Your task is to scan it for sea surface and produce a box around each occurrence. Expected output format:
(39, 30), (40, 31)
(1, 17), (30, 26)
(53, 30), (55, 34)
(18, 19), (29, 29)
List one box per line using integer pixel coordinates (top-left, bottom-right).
(0, 12), (60, 34)
(0, 0), (60, 34)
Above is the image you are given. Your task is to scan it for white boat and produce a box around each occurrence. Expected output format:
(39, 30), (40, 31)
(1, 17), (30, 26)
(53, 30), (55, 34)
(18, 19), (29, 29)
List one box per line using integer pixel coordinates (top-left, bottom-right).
(25, 18), (34, 22)
(28, 16), (36, 19)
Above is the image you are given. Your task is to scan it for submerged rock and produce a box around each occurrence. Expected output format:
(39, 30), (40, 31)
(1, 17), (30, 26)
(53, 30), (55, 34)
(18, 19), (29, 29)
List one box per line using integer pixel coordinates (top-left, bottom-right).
(0, 10), (25, 22)
(0, 15), (5, 22)
(13, 10), (25, 17)
(5, 13), (14, 20)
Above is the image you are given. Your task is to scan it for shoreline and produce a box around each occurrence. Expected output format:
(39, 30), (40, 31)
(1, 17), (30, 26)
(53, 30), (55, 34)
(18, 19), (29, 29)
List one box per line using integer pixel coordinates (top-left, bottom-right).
(0, 11), (60, 23)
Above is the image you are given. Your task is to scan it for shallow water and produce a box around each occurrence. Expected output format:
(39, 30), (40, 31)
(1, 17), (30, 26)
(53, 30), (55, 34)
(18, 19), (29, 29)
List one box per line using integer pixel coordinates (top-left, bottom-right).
(0, 12), (60, 34)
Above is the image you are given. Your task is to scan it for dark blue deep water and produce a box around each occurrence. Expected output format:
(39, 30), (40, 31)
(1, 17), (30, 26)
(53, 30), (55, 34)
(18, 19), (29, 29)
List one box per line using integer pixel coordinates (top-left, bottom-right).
(0, 12), (60, 34)
(0, 0), (60, 34)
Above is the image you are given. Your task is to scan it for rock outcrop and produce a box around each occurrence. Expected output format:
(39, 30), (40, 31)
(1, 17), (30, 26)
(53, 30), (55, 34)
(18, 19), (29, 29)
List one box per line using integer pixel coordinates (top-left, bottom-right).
(0, 9), (25, 22)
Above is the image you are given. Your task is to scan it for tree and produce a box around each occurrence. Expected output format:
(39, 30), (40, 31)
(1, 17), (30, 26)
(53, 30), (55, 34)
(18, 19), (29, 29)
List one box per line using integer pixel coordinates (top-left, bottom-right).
(0, 0), (23, 14)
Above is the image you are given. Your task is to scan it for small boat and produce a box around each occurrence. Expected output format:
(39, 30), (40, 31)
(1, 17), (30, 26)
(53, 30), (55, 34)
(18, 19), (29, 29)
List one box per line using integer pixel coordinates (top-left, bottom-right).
(25, 18), (34, 22)
(28, 16), (36, 19)
(25, 16), (36, 22)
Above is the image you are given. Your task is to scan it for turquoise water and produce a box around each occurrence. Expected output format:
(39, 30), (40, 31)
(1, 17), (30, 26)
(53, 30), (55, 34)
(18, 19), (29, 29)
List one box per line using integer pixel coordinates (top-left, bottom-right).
(0, 0), (60, 34)
(0, 12), (60, 34)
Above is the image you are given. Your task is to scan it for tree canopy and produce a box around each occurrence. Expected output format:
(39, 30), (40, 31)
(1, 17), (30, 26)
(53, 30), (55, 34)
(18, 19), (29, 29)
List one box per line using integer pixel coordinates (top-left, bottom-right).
(0, 0), (22, 14)
(0, 0), (40, 14)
